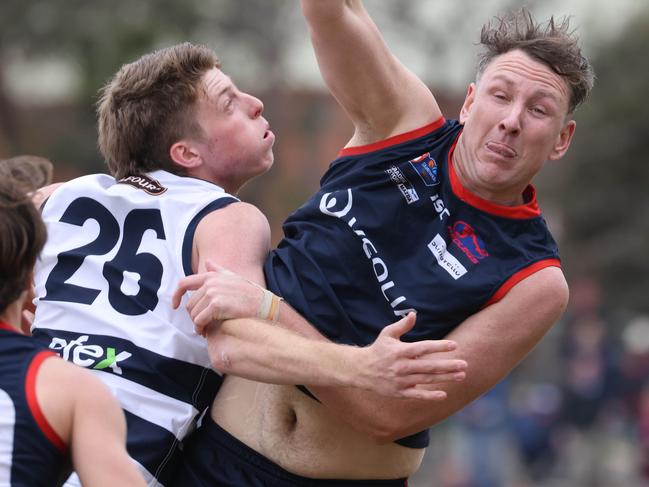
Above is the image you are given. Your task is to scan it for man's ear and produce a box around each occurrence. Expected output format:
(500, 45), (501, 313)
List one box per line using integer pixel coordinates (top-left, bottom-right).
(548, 119), (577, 161)
(459, 83), (477, 124)
(170, 140), (203, 169)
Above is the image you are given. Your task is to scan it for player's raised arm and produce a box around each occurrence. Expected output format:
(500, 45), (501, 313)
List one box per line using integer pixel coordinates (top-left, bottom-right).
(301, 0), (442, 145)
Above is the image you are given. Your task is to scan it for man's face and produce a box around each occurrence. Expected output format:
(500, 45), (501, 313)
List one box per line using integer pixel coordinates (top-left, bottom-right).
(457, 49), (576, 203)
(191, 67), (275, 193)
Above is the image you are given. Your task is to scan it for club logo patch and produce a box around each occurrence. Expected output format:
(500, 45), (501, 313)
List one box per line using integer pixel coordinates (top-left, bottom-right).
(448, 221), (489, 264)
(409, 152), (439, 186)
(385, 166), (419, 204)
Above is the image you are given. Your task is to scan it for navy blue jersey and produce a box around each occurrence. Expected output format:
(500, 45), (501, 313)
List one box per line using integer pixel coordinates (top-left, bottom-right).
(265, 118), (560, 447)
(0, 322), (68, 486)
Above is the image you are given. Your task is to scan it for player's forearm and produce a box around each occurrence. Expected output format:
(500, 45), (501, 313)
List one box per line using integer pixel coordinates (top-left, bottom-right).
(208, 317), (364, 387)
(300, 0), (352, 24)
(301, 0), (397, 130)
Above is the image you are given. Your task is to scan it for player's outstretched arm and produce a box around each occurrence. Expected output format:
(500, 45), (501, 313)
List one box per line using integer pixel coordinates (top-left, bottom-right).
(301, 0), (441, 145)
(37, 357), (147, 487)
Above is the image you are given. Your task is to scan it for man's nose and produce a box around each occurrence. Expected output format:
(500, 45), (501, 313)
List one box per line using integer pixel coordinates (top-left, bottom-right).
(248, 95), (264, 118)
(499, 105), (523, 135)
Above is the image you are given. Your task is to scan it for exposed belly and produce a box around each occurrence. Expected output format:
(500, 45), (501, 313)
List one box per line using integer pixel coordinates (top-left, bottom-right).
(211, 376), (425, 479)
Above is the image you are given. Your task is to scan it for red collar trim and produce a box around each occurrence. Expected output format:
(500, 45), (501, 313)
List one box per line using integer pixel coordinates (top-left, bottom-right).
(338, 117), (446, 157)
(447, 134), (541, 219)
(0, 321), (18, 333)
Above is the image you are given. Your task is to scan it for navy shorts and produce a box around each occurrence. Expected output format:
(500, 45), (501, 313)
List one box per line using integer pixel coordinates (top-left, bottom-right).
(173, 417), (409, 487)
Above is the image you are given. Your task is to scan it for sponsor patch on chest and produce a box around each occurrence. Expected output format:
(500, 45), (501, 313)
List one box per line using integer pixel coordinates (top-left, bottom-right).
(385, 165), (419, 204)
(428, 234), (468, 280)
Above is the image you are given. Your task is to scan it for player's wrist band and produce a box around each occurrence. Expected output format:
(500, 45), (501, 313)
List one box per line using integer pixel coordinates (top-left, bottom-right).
(257, 289), (282, 322)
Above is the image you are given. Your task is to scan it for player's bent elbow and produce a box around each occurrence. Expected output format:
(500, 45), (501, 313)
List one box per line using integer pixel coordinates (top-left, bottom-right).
(207, 335), (237, 375)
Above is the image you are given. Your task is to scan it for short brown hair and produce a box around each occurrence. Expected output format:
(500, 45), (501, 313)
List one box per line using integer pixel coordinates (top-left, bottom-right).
(97, 43), (220, 179)
(0, 155), (53, 193)
(478, 9), (594, 113)
(0, 180), (46, 314)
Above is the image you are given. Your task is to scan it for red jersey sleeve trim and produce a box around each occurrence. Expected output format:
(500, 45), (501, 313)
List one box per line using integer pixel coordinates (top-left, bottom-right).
(25, 351), (68, 454)
(484, 258), (562, 307)
(337, 117), (446, 157)
(447, 135), (541, 219)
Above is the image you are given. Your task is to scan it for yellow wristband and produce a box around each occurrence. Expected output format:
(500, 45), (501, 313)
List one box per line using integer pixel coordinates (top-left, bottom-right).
(257, 289), (282, 322)
(268, 293), (282, 322)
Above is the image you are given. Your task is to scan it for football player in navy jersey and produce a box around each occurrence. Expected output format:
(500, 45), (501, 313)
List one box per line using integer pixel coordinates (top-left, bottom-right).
(173, 1), (594, 486)
(0, 178), (146, 487)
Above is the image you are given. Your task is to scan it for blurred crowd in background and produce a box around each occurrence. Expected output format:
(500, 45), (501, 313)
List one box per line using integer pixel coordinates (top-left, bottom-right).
(2, 1), (648, 485)
(412, 278), (649, 486)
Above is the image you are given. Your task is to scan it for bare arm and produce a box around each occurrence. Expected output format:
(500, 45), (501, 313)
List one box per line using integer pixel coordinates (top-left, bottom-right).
(301, 0), (442, 145)
(202, 310), (463, 398)
(37, 358), (146, 487)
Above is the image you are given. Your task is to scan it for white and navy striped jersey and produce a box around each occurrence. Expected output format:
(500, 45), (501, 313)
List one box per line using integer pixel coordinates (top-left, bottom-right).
(31, 171), (238, 486)
(0, 322), (68, 487)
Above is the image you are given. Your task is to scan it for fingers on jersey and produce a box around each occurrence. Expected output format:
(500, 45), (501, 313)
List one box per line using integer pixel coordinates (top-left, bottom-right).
(174, 262), (266, 336)
(171, 273), (207, 309)
(360, 313), (467, 399)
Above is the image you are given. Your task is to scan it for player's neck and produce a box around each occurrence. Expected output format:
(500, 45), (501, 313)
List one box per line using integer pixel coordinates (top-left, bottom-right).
(0, 302), (22, 332)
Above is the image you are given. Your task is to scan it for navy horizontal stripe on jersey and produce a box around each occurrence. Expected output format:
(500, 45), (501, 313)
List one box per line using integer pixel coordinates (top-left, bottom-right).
(32, 328), (221, 411)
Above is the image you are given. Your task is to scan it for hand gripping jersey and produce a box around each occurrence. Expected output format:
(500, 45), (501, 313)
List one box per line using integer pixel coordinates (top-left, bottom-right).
(0, 322), (68, 487)
(31, 171), (237, 486)
(265, 118), (560, 448)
